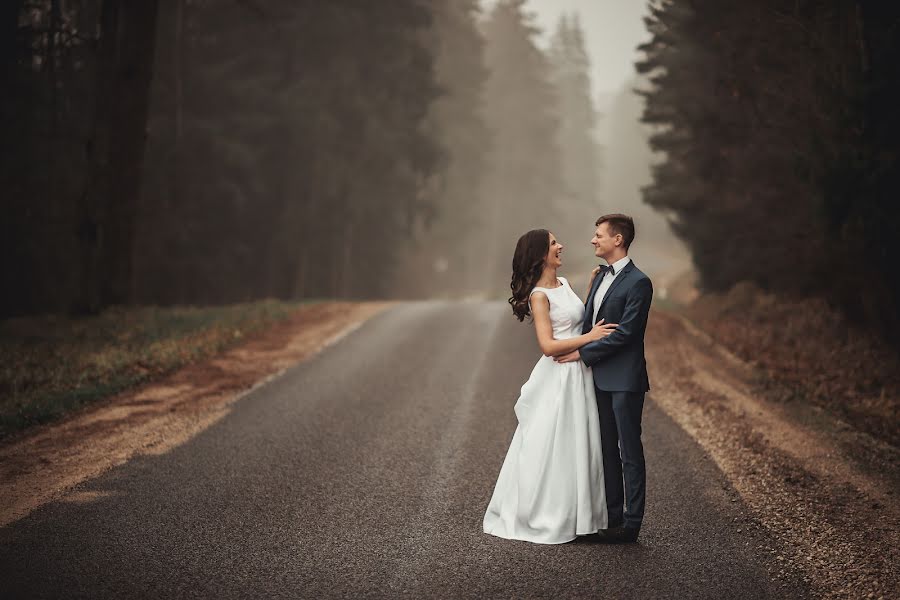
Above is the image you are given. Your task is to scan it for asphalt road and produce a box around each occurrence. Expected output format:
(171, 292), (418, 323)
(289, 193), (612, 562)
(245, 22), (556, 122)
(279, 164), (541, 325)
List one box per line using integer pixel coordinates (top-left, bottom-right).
(0, 302), (811, 599)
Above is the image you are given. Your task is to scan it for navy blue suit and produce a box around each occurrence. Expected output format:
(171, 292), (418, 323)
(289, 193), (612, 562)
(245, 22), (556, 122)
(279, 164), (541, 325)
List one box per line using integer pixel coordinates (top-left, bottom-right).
(579, 259), (652, 530)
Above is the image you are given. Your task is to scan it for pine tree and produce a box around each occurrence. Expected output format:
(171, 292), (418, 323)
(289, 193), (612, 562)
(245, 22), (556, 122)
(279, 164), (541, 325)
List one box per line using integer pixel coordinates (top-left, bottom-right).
(637, 0), (900, 335)
(482, 0), (563, 290)
(136, 0), (441, 303)
(397, 0), (490, 297)
(0, 0), (159, 315)
(548, 13), (600, 273)
(637, 0), (826, 293)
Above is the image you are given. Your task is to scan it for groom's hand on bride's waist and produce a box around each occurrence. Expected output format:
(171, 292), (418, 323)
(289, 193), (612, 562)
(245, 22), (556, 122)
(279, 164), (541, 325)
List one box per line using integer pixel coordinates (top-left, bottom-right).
(553, 350), (581, 363)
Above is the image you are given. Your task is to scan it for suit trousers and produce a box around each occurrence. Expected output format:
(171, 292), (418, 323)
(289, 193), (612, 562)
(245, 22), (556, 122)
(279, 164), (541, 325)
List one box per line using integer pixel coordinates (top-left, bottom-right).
(595, 389), (646, 529)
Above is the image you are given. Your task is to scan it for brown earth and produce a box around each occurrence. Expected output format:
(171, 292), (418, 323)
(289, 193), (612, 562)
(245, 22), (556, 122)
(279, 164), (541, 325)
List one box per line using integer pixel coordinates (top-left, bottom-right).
(647, 309), (899, 599)
(686, 282), (900, 448)
(0, 301), (389, 528)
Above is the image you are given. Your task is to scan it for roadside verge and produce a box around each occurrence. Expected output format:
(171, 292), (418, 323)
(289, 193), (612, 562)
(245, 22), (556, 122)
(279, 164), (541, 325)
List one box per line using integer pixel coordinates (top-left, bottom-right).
(0, 301), (389, 528)
(647, 309), (898, 598)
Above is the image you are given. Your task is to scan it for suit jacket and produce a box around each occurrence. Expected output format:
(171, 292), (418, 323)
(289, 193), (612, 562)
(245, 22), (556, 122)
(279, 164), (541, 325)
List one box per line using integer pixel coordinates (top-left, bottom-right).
(579, 260), (652, 392)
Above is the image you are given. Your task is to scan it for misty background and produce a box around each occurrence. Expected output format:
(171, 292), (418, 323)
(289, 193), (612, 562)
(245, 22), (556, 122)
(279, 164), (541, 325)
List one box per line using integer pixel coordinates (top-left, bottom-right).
(2, 0), (898, 338)
(522, 0), (692, 298)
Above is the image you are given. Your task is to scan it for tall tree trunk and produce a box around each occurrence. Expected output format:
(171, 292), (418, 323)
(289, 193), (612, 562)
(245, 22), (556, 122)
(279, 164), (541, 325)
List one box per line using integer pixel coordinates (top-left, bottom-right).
(292, 251), (308, 299)
(174, 0), (184, 144)
(1, 0), (22, 87)
(76, 0), (160, 313)
(48, 0), (60, 132)
(1, 1), (23, 146)
(168, 0), (183, 214)
(339, 219), (355, 298)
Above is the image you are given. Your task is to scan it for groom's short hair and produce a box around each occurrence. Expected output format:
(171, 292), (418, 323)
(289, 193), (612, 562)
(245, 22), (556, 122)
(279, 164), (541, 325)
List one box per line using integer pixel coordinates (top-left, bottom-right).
(596, 214), (635, 249)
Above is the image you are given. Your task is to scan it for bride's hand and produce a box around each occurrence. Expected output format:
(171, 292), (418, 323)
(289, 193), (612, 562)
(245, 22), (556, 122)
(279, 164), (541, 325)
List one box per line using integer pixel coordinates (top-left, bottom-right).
(588, 318), (618, 341)
(588, 266), (602, 284)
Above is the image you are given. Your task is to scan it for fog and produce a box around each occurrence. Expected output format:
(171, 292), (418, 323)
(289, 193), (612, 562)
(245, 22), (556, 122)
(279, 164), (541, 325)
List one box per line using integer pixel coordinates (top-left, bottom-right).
(18, 0), (897, 316)
(596, 79), (692, 300)
(521, 0), (649, 97)
(477, 0), (692, 299)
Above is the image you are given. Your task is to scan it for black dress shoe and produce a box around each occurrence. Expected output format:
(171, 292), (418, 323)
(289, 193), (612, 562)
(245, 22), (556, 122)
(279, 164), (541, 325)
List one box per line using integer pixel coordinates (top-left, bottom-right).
(603, 526), (640, 543)
(575, 530), (608, 543)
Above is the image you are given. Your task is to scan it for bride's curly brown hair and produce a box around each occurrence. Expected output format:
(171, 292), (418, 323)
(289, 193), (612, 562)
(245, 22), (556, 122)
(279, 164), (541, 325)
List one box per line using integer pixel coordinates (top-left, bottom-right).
(509, 229), (551, 322)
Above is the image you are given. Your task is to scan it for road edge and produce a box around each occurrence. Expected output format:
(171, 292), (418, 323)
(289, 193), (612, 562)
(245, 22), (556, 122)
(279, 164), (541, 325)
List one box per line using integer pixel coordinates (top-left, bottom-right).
(0, 301), (391, 528)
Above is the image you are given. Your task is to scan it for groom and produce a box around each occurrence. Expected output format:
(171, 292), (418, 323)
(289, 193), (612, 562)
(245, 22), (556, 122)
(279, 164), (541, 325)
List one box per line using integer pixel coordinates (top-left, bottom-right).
(556, 213), (653, 543)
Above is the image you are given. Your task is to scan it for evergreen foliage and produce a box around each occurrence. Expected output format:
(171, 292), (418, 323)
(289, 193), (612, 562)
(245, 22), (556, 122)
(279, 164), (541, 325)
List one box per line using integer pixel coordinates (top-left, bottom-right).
(481, 0), (564, 287)
(5, 0), (897, 346)
(548, 13), (601, 272)
(396, 0), (491, 297)
(638, 0), (900, 332)
(1, 0), (159, 315)
(136, 0), (440, 304)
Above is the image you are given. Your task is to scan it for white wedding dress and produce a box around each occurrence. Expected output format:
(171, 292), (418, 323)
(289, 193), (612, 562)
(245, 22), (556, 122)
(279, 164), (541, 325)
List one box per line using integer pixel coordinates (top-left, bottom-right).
(483, 277), (608, 544)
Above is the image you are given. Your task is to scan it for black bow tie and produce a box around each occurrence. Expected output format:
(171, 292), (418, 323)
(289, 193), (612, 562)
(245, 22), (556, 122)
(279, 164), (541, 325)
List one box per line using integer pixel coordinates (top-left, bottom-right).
(599, 265), (615, 276)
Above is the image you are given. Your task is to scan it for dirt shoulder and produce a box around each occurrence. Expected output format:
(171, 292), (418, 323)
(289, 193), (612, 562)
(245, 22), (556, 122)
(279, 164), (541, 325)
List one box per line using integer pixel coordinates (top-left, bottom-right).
(1, 300), (307, 438)
(0, 301), (389, 528)
(685, 282), (900, 448)
(647, 309), (899, 599)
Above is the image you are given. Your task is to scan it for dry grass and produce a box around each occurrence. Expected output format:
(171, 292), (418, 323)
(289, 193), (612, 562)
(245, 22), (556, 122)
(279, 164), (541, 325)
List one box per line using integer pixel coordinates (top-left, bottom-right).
(0, 300), (306, 439)
(685, 282), (900, 447)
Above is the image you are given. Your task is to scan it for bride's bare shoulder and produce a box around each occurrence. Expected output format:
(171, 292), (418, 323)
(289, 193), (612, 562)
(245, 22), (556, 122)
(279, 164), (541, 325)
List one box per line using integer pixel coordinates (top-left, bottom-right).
(529, 289), (550, 303)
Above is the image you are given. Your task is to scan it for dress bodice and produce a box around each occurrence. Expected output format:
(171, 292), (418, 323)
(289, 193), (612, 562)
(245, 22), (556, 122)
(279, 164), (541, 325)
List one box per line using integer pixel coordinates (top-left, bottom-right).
(529, 277), (585, 340)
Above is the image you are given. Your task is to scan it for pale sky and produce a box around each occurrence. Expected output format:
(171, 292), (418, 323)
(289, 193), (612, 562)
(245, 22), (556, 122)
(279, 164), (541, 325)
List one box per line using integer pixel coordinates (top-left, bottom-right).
(482, 0), (650, 98)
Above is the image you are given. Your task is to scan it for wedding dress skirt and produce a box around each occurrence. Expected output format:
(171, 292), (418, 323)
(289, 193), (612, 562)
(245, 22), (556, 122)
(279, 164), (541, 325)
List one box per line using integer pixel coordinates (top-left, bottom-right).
(483, 277), (607, 544)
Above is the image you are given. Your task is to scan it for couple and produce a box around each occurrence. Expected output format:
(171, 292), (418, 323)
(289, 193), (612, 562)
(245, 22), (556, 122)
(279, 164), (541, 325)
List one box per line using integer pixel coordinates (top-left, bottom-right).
(483, 213), (653, 545)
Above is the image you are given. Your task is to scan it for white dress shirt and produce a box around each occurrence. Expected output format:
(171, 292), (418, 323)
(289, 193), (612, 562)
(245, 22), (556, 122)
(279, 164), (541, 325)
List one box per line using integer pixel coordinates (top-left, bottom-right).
(592, 255), (631, 324)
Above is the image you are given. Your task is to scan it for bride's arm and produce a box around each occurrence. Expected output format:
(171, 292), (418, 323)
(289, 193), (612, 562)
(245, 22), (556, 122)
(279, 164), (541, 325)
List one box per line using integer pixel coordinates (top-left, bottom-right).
(530, 292), (616, 357)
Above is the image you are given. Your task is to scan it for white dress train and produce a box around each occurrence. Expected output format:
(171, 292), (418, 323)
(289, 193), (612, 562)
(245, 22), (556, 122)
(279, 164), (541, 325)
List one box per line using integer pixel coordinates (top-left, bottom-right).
(483, 277), (607, 544)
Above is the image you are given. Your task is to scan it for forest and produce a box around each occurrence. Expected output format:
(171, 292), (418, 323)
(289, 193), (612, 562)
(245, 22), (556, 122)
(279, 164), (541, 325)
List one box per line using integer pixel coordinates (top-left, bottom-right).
(2, 0), (601, 313)
(3, 0), (899, 340)
(639, 0), (900, 335)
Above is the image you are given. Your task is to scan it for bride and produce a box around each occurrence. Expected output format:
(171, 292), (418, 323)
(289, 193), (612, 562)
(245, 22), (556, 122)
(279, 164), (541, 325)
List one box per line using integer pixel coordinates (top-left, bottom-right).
(483, 229), (615, 544)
